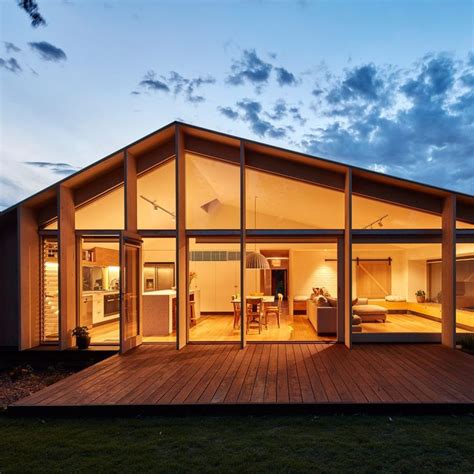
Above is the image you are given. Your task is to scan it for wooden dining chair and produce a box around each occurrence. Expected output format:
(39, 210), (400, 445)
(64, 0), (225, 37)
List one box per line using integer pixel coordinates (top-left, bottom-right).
(246, 297), (263, 334)
(265, 293), (283, 328)
(232, 298), (241, 329)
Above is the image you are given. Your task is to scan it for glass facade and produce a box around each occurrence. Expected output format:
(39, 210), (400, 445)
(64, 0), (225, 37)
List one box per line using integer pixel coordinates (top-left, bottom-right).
(41, 237), (59, 343)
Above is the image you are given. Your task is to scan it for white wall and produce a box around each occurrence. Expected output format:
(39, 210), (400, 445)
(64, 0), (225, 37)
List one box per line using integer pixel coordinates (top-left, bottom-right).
(290, 250), (338, 298)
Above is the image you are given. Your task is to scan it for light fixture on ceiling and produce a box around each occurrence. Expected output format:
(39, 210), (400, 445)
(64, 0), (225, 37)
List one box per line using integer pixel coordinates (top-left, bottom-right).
(246, 196), (270, 269)
(140, 195), (176, 220)
(363, 214), (388, 229)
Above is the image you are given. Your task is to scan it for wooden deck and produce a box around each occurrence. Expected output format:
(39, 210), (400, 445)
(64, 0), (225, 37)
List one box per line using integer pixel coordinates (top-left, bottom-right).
(10, 343), (474, 415)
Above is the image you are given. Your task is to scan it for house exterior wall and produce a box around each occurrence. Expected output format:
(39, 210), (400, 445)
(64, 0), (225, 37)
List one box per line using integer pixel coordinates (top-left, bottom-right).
(0, 123), (472, 351)
(0, 209), (19, 348)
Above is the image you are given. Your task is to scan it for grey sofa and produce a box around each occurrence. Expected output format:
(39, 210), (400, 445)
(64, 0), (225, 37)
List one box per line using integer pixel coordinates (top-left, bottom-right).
(307, 300), (337, 335)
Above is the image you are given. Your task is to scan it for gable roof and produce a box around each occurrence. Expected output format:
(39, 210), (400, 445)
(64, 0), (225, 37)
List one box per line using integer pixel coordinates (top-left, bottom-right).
(1, 121), (473, 222)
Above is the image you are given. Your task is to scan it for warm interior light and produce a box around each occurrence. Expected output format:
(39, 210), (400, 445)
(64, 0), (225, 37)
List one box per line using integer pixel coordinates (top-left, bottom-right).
(246, 251), (270, 269)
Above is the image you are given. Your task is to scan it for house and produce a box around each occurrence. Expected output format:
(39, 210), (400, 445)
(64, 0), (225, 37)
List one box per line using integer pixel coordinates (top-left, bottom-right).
(0, 121), (473, 355)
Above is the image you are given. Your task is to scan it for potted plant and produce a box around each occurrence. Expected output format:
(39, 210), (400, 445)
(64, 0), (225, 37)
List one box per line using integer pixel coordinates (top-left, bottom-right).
(72, 326), (91, 350)
(415, 290), (426, 303)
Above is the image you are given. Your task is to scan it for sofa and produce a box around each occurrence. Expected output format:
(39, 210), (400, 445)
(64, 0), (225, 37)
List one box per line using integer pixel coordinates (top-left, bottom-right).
(307, 300), (337, 335)
(352, 297), (387, 322)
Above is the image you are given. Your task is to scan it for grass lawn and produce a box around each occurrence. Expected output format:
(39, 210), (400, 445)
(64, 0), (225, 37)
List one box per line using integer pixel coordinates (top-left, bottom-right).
(1, 414), (473, 473)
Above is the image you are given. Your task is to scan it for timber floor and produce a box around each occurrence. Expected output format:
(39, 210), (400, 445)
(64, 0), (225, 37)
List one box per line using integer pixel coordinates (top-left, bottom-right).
(10, 343), (474, 415)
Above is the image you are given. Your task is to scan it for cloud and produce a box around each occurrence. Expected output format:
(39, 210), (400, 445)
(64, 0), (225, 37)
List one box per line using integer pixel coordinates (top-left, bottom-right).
(17, 0), (46, 27)
(4, 42), (21, 53)
(0, 57), (22, 73)
(302, 53), (474, 194)
(136, 70), (215, 102)
(236, 99), (287, 138)
(139, 72), (170, 92)
(29, 41), (67, 62)
(218, 106), (239, 120)
(327, 64), (384, 104)
(275, 66), (297, 86)
(226, 49), (273, 91)
(24, 161), (79, 175)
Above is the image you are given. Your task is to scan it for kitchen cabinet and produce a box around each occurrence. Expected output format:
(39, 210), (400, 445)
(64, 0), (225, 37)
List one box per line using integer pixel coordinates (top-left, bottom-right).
(191, 260), (239, 313)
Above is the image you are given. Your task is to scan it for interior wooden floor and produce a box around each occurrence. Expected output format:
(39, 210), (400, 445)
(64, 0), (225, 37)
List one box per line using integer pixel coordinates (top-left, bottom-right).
(357, 313), (469, 334)
(88, 313), (468, 344)
(12, 343), (474, 412)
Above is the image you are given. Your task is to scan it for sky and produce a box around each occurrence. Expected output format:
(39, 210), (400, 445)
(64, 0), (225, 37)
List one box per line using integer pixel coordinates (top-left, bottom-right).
(0, 0), (473, 210)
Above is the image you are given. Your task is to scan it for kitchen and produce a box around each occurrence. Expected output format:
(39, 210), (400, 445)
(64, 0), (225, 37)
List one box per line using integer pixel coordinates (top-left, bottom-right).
(79, 240), (121, 344)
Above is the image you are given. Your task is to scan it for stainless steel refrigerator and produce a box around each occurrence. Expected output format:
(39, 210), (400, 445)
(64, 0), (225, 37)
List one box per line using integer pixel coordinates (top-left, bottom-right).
(143, 262), (175, 292)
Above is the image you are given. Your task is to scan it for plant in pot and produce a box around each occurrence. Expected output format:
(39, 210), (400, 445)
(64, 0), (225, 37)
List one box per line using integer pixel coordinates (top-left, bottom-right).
(72, 326), (91, 350)
(415, 290), (426, 303)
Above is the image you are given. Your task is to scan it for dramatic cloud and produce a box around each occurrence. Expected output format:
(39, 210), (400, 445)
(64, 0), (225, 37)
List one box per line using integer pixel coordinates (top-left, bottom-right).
(17, 0), (46, 27)
(24, 161), (79, 175)
(29, 41), (67, 62)
(235, 99), (287, 138)
(218, 106), (239, 120)
(326, 64), (386, 106)
(226, 49), (298, 91)
(4, 42), (21, 53)
(275, 66), (297, 86)
(0, 57), (22, 73)
(226, 49), (273, 91)
(302, 53), (474, 193)
(136, 70), (216, 102)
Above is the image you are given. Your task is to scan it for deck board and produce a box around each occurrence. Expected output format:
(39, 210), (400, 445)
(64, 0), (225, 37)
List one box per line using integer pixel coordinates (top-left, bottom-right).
(11, 343), (474, 411)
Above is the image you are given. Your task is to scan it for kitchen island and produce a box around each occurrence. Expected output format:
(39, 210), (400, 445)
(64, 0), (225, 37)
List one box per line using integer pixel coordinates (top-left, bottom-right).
(142, 289), (201, 336)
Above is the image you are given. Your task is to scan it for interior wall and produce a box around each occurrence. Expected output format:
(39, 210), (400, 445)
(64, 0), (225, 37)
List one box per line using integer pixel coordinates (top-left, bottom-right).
(291, 250), (338, 297)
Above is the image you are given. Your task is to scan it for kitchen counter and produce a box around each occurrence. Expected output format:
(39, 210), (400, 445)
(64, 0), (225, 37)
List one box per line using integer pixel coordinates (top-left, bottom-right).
(142, 289), (200, 336)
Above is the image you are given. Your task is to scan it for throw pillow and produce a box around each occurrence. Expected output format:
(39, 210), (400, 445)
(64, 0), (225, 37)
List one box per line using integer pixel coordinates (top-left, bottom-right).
(327, 296), (337, 307)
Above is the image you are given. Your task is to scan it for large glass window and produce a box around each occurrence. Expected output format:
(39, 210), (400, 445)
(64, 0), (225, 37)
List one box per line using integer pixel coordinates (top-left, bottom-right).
(138, 159), (176, 230)
(246, 168), (344, 229)
(186, 153), (240, 229)
(352, 195), (441, 229)
(188, 238), (241, 341)
(141, 238), (177, 343)
(352, 243), (443, 334)
(41, 237), (59, 343)
(455, 243), (474, 335)
(79, 237), (120, 344)
(245, 241), (338, 342)
(76, 186), (124, 230)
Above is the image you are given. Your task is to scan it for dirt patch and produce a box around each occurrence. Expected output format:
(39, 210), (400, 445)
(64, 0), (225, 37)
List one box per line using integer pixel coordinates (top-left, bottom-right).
(0, 365), (78, 409)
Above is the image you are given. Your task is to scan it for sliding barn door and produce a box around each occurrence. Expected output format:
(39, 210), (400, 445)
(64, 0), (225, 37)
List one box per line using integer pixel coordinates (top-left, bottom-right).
(120, 232), (142, 354)
(356, 260), (392, 298)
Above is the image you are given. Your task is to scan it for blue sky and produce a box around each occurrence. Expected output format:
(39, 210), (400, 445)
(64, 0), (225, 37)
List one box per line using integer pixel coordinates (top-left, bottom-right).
(1, 0), (473, 209)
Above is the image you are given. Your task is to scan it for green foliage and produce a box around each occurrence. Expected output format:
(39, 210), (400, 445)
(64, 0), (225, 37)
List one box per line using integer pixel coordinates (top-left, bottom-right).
(72, 326), (89, 338)
(415, 290), (426, 297)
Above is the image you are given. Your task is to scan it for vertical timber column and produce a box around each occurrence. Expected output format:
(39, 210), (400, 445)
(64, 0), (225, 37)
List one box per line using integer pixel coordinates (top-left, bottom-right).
(58, 184), (76, 350)
(240, 141), (246, 348)
(175, 125), (188, 349)
(124, 150), (138, 233)
(344, 169), (352, 349)
(336, 237), (344, 343)
(442, 193), (456, 348)
(18, 205), (40, 350)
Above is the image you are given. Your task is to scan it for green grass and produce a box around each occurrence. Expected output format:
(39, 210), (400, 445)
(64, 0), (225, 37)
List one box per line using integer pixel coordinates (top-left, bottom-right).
(1, 415), (473, 473)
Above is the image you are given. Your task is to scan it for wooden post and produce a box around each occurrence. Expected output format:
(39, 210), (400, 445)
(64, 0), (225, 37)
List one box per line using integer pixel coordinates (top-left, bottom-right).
(344, 170), (352, 349)
(124, 150), (138, 233)
(58, 184), (76, 350)
(442, 194), (456, 348)
(240, 141), (246, 349)
(175, 125), (188, 350)
(337, 237), (344, 343)
(18, 205), (40, 350)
